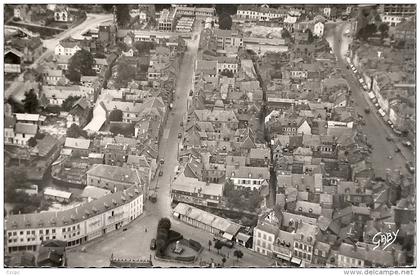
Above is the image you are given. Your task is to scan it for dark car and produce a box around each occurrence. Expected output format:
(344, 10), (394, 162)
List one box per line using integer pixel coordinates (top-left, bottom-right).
(364, 108), (370, 114)
(150, 239), (156, 250)
(386, 137), (393, 142)
(395, 148), (401, 153)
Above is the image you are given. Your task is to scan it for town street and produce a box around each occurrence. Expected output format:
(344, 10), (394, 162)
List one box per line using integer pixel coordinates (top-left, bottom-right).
(5, 13), (113, 101)
(66, 23), (275, 267)
(325, 22), (412, 177)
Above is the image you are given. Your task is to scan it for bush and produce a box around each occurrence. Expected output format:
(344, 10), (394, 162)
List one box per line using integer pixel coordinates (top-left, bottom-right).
(167, 230), (183, 244)
(174, 256), (195, 262)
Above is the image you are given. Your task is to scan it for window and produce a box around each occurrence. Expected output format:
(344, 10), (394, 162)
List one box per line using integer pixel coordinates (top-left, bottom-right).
(268, 236), (272, 242)
(358, 260), (362, 266)
(27, 231), (30, 235)
(308, 246), (312, 252)
(13, 232), (17, 236)
(295, 242), (298, 248)
(263, 234), (266, 240)
(64, 235), (66, 239)
(62, 228), (66, 233)
(299, 243), (303, 250)
(8, 233), (12, 237)
(262, 241), (266, 248)
(258, 232), (261, 238)
(20, 231), (24, 235)
(315, 249), (319, 255)
(307, 254), (311, 261)
(39, 230), (43, 234)
(52, 229), (56, 234)
(304, 244), (307, 251)
(31, 231), (35, 235)
(303, 252), (306, 259)
(257, 240), (261, 246)
(46, 229), (49, 235)
(52, 236), (56, 239)
(322, 251), (326, 257)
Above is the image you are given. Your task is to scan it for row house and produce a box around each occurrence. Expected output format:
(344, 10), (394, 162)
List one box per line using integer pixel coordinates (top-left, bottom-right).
(171, 173), (224, 208)
(226, 165), (270, 190)
(5, 184), (143, 254)
(236, 4), (286, 21)
(86, 164), (143, 192)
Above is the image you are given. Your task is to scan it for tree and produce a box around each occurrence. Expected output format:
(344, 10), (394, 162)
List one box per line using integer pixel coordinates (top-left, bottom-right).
(116, 5), (130, 27)
(233, 249), (243, 265)
(133, 41), (155, 55)
(378, 23), (389, 39)
(221, 257), (227, 267)
(61, 96), (81, 111)
(158, 217), (171, 230)
(281, 29), (291, 39)
(220, 69), (234, 78)
(7, 96), (25, 113)
(27, 137), (37, 148)
(214, 240), (223, 254)
(109, 109), (123, 122)
(109, 123), (134, 137)
(22, 89), (39, 113)
(66, 123), (88, 138)
(218, 13), (232, 30)
(67, 49), (96, 83)
(305, 28), (314, 43)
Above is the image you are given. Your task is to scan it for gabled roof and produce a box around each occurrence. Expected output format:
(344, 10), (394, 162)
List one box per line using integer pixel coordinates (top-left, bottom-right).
(64, 137), (90, 150)
(87, 164), (140, 185)
(15, 123), (38, 135)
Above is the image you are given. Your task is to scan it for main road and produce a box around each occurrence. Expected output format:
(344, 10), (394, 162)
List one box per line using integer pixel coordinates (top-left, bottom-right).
(67, 23), (274, 267)
(5, 13), (113, 100)
(325, 22), (413, 178)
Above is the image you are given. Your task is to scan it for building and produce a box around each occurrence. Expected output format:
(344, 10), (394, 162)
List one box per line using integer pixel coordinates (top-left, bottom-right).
(158, 9), (175, 31)
(236, 4), (286, 21)
(86, 164), (142, 191)
(226, 165), (270, 190)
(5, 184), (143, 253)
(54, 6), (73, 22)
(54, 38), (86, 56)
(42, 85), (94, 105)
(43, 188), (72, 203)
(64, 137), (91, 156)
(14, 123), (38, 146)
(173, 203), (241, 240)
(4, 48), (24, 73)
(171, 174), (224, 207)
(214, 29), (243, 51)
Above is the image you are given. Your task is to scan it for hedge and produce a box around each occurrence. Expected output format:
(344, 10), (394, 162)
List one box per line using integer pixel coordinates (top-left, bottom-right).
(188, 239), (202, 252)
(174, 256), (195, 262)
(167, 230), (183, 244)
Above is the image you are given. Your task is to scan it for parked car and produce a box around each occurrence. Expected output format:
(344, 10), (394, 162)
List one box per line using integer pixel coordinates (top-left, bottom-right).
(364, 108), (370, 114)
(386, 136), (393, 142)
(406, 162), (415, 174)
(222, 240), (234, 248)
(403, 141), (412, 147)
(150, 239), (156, 250)
(178, 133), (182, 139)
(395, 147), (401, 153)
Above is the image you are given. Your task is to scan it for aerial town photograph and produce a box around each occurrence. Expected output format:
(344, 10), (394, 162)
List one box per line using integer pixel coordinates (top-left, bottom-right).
(2, 2), (417, 272)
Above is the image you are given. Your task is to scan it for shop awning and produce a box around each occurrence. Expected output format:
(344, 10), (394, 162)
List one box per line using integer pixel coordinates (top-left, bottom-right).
(291, 257), (302, 265)
(222, 232), (234, 240)
(276, 253), (291, 262)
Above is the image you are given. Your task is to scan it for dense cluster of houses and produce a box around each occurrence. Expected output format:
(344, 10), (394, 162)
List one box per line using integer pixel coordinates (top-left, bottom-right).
(169, 4), (415, 268)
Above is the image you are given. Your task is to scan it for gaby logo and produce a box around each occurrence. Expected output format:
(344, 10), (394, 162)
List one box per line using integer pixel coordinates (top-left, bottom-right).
(372, 229), (399, 250)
